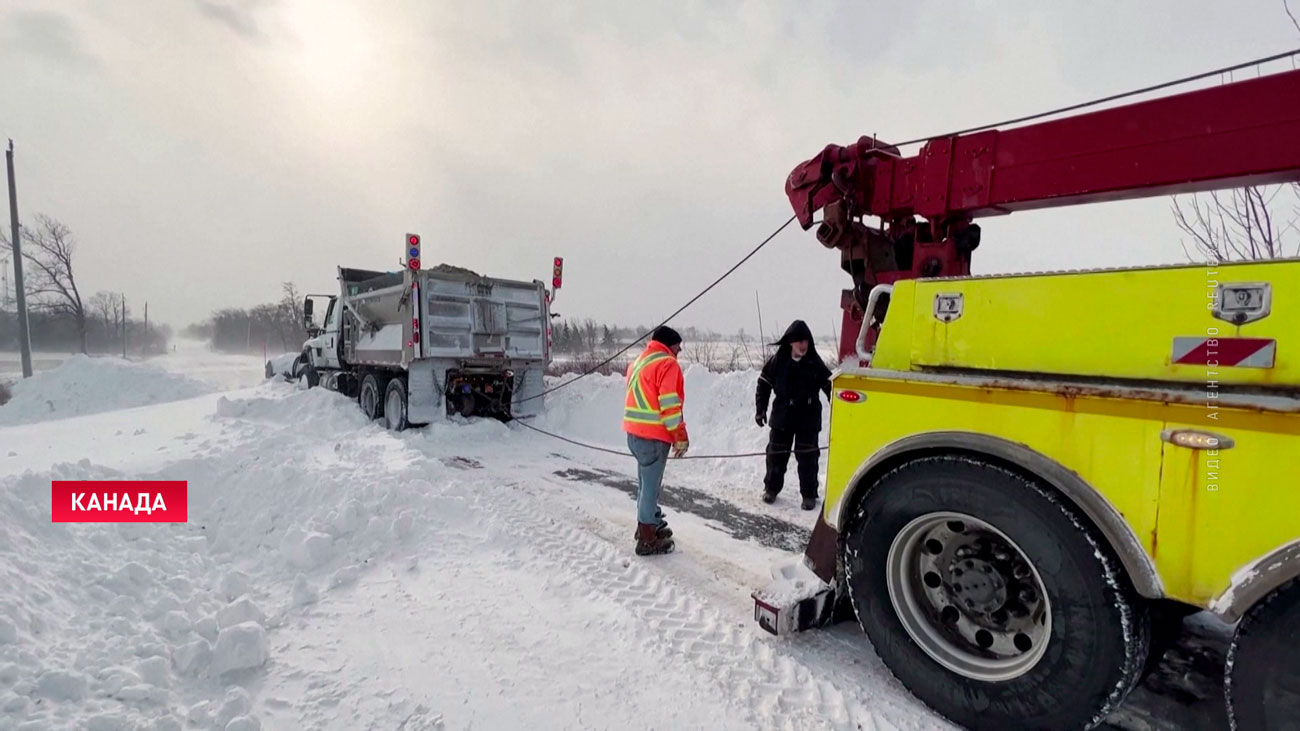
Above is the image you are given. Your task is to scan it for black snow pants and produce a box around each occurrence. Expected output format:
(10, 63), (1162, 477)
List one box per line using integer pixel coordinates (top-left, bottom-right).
(764, 426), (820, 498)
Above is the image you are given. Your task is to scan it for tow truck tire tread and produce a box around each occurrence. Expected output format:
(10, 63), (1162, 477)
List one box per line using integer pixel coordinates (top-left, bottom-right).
(1225, 576), (1300, 731)
(842, 455), (1150, 731)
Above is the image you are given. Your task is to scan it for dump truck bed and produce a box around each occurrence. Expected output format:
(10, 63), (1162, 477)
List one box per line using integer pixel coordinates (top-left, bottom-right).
(338, 266), (547, 369)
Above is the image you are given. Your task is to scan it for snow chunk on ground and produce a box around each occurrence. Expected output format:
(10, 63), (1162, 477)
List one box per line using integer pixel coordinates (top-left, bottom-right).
(225, 715), (262, 731)
(283, 530), (333, 570)
(0, 355), (213, 426)
(220, 571), (251, 601)
(291, 575), (318, 607)
(216, 597), (265, 629)
(215, 687), (252, 727)
(34, 668), (89, 700)
(172, 639), (212, 677)
(210, 623), (268, 677)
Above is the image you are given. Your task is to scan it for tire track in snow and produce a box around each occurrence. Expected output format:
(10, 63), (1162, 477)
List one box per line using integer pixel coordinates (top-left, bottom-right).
(493, 480), (952, 731)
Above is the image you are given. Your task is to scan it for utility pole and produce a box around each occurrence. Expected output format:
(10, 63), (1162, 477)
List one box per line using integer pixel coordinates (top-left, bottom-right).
(6, 140), (33, 378)
(121, 294), (127, 359)
(143, 301), (148, 356)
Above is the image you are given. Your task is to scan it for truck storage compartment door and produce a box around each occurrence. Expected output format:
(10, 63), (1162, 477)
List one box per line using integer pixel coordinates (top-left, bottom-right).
(421, 276), (545, 359)
(494, 281), (546, 359)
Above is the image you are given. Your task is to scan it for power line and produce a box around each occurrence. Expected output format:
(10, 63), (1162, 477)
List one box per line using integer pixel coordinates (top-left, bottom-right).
(890, 48), (1300, 148)
(519, 213), (798, 403)
(514, 418), (825, 460)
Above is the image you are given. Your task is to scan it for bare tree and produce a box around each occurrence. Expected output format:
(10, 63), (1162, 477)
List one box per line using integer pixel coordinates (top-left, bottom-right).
(89, 291), (124, 346)
(1172, 2), (1300, 262)
(279, 282), (303, 327)
(1172, 186), (1300, 262)
(582, 318), (599, 353)
(684, 340), (719, 369)
(0, 215), (89, 352)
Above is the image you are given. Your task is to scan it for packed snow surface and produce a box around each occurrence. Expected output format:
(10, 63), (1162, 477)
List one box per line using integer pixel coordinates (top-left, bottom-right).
(0, 348), (951, 730)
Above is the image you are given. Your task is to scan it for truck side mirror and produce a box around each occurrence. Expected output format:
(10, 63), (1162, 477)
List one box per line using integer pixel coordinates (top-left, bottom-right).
(303, 298), (314, 329)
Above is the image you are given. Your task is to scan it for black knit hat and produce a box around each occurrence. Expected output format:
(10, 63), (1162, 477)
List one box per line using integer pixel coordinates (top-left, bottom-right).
(651, 326), (682, 348)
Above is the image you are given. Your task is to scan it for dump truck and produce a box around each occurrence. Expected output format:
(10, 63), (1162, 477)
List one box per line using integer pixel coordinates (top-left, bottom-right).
(295, 235), (556, 429)
(753, 65), (1300, 729)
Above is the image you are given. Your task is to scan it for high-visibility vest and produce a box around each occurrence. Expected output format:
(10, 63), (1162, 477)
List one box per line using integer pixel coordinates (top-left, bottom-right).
(622, 341), (687, 443)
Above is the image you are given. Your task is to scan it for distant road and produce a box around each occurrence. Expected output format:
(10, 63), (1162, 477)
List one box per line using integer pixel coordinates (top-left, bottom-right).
(0, 351), (71, 379)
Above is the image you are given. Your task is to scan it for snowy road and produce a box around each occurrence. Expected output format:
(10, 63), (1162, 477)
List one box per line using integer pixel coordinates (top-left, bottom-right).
(0, 346), (1232, 730)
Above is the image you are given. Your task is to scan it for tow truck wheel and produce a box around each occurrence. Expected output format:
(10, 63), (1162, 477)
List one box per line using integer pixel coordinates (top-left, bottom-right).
(1225, 577), (1300, 730)
(383, 378), (409, 432)
(359, 374), (385, 421)
(843, 456), (1150, 731)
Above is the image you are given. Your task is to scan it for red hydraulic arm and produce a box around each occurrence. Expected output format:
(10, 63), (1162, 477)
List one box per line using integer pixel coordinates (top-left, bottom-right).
(787, 67), (1300, 360)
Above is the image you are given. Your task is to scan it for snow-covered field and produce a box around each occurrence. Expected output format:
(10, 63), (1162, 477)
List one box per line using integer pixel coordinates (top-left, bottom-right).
(0, 342), (1226, 730)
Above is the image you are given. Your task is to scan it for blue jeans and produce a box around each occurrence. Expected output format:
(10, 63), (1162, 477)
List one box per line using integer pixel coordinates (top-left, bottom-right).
(627, 434), (670, 525)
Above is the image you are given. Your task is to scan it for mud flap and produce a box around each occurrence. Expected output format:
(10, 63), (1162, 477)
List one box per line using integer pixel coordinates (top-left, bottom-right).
(407, 361), (442, 424)
(752, 512), (843, 636)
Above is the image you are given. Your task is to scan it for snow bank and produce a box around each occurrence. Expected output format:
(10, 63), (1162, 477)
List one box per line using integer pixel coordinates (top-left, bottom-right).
(0, 386), (493, 729)
(0, 355), (214, 427)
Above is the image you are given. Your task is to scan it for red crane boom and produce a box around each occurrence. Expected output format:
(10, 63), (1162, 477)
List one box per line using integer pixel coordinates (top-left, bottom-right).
(786, 67), (1300, 359)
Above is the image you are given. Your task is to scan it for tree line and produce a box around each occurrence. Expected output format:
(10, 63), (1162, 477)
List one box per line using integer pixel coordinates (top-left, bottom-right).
(184, 283), (307, 354)
(1, 215), (168, 355)
(549, 318), (723, 355)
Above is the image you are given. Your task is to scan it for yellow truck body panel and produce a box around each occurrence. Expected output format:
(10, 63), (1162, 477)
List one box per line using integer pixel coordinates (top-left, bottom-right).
(830, 259), (1300, 615)
(872, 260), (1300, 387)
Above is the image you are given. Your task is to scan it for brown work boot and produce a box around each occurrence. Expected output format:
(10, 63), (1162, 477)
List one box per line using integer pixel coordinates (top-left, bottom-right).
(635, 522), (675, 556)
(631, 521), (672, 540)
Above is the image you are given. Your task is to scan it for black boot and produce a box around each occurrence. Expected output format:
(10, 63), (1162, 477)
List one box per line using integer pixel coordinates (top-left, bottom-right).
(762, 490), (777, 504)
(801, 496), (818, 511)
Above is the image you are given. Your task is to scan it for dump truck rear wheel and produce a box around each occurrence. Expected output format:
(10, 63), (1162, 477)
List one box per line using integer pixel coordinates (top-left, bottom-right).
(383, 378), (409, 432)
(843, 455), (1150, 731)
(359, 374), (385, 421)
(1225, 576), (1300, 730)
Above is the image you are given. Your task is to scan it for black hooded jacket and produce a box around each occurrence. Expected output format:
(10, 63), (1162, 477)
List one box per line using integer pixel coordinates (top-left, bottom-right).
(756, 320), (833, 432)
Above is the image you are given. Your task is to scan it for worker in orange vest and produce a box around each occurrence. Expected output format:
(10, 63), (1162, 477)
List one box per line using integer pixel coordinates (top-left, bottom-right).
(623, 326), (689, 556)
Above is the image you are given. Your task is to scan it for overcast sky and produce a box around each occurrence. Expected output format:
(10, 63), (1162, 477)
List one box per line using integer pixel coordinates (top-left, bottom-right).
(2, 0), (1298, 339)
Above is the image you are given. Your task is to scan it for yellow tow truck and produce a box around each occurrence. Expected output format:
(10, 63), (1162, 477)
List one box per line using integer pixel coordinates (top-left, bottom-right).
(754, 62), (1300, 729)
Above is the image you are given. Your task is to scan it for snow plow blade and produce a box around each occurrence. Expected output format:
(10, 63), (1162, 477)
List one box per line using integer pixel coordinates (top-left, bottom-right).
(752, 512), (841, 636)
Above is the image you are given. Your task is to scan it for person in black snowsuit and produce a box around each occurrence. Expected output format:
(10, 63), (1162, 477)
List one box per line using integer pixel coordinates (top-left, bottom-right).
(756, 320), (832, 510)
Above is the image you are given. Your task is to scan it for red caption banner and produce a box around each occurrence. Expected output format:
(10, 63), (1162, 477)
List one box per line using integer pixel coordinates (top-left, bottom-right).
(51, 481), (188, 523)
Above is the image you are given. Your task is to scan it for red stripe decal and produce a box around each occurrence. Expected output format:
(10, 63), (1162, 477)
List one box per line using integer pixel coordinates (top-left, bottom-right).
(1173, 338), (1273, 366)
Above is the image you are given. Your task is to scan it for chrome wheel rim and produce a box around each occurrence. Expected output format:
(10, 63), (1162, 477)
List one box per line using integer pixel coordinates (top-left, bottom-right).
(885, 511), (1052, 682)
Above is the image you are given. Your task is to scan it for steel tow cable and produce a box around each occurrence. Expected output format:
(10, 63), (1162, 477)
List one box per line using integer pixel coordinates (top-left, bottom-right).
(514, 418), (827, 460)
(515, 213), (799, 404)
